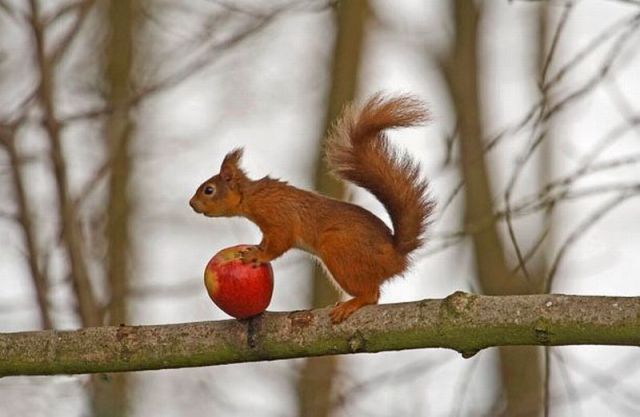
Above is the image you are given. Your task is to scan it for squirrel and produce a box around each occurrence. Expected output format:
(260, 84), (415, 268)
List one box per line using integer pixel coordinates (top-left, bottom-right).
(189, 93), (434, 323)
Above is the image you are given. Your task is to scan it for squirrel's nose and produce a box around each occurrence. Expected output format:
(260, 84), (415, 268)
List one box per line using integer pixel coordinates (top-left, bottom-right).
(189, 197), (201, 212)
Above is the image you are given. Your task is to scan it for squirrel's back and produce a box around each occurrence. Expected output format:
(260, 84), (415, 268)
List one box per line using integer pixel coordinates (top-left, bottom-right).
(326, 93), (434, 255)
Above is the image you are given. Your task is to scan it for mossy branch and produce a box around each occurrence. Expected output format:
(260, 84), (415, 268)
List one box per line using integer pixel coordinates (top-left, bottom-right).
(2, 292), (639, 377)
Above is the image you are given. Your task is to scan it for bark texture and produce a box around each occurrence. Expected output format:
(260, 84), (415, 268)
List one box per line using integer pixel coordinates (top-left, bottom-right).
(2, 293), (639, 377)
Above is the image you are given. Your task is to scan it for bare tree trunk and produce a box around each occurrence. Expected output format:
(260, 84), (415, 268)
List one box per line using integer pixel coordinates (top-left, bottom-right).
(442, 1), (543, 415)
(297, 2), (370, 416)
(89, 2), (139, 417)
(104, 0), (136, 333)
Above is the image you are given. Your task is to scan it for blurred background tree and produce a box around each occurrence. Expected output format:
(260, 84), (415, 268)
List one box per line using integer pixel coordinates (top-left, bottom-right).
(1, 0), (640, 416)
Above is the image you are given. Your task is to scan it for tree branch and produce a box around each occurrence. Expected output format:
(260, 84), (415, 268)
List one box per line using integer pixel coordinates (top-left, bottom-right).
(1, 293), (639, 377)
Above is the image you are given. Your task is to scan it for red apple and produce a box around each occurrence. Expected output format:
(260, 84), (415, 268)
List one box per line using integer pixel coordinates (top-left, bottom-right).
(204, 244), (274, 319)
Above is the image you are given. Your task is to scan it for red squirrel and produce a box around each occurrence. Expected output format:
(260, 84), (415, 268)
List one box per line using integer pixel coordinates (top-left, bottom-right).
(189, 93), (434, 323)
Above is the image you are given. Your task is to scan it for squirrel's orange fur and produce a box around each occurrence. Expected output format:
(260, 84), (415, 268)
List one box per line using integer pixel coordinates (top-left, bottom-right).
(190, 93), (434, 323)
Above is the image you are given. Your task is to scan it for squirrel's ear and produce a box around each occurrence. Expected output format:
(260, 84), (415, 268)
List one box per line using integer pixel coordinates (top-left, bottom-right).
(220, 148), (246, 182)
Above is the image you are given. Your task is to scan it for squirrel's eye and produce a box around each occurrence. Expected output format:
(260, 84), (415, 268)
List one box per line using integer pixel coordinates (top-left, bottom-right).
(204, 185), (215, 195)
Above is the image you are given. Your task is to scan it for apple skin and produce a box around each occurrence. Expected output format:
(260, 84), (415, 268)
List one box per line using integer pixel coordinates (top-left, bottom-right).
(204, 244), (274, 319)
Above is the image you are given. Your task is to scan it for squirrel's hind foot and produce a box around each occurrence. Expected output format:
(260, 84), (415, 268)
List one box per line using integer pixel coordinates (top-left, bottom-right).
(329, 295), (378, 324)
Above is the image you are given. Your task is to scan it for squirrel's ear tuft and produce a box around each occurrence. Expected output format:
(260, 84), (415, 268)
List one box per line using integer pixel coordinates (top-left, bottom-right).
(220, 147), (246, 182)
(222, 148), (244, 168)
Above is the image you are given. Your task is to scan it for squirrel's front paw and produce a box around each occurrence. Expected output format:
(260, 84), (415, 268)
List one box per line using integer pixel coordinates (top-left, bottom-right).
(238, 246), (264, 267)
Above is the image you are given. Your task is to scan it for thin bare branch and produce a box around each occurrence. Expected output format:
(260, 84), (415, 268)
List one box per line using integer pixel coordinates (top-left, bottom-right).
(208, 0), (338, 16)
(49, 0), (96, 65)
(28, 0), (100, 326)
(543, 11), (640, 92)
(504, 196), (532, 281)
(545, 191), (638, 289)
(520, 17), (636, 172)
(206, 0), (274, 18)
(42, 0), (87, 26)
(60, 7), (278, 124)
(133, 13), (276, 103)
(605, 78), (640, 134)
(432, 176), (464, 224)
(511, 208), (554, 276)
(72, 156), (111, 211)
(330, 358), (448, 413)
(512, 149), (640, 216)
(480, 10), (640, 159)
(540, 1), (575, 84)
(0, 119), (52, 329)
(414, 8), (640, 237)
(550, 349), (640, 413)
(0, 0), (23, 23)
(499, 11), (639, 277)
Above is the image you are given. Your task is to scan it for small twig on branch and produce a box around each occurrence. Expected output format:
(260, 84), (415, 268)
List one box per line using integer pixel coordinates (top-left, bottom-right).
(1, 293), (639, 377)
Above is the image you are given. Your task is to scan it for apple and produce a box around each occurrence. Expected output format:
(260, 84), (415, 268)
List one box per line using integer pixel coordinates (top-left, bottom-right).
(204, 244), (274, 319)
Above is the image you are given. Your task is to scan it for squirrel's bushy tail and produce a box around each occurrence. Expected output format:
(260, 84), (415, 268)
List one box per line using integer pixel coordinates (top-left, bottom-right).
(326, 93), (434, 255)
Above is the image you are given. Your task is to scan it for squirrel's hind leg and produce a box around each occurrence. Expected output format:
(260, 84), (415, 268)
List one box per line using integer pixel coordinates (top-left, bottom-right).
(330, 289), (379, 324)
